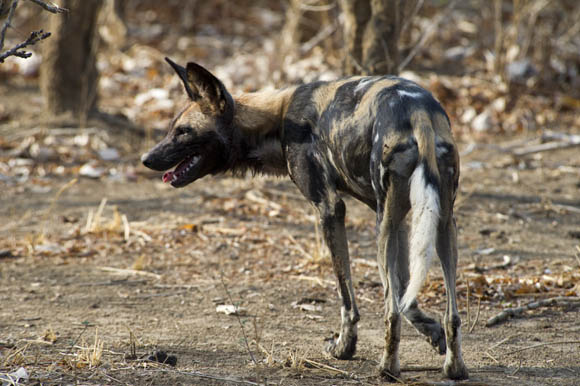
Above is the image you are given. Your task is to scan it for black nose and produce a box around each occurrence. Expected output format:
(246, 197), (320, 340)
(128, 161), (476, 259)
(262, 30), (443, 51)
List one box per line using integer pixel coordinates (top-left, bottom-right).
(141, 152), (152, 168)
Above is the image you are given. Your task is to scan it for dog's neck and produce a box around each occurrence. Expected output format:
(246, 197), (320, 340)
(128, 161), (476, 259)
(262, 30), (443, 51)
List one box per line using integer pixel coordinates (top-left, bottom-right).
(229, 87), (296, 175)
(233, 87), (295, 137)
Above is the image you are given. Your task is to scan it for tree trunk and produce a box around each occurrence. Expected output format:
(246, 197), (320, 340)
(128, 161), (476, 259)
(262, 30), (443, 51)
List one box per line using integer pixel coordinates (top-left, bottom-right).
(340, 0), (417, 76)
(340, 0), (371, 75)
(280, 0), (336, 60)
(40, 0), (102, 118)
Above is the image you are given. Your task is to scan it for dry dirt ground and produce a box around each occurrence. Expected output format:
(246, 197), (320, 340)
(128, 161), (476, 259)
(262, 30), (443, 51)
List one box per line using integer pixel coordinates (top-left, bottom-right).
(2, 2), (580, 384)
(1, 123), (580, 386)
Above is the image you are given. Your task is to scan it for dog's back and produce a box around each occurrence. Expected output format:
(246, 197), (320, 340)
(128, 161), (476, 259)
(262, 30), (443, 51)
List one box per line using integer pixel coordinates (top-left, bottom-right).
(282, 76), (458, 210)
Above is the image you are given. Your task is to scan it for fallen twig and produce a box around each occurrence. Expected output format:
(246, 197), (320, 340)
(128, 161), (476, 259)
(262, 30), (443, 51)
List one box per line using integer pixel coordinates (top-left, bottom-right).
(486, 297), (580, 327)
(76, 279), (148, 287)
(542, 130), (580, 143)
(400, 365), (441, 372)
(121, 214), (130, 241)
(502, 340), (580, 356)
(245, 190), (282, 211)
(219, 272), (257, 366)
(511, 141), (580, 158)
(156, 369), (259, 385)
(466, 277), (471, 327)
(507, 130), (580, 158)
(99, 266), (162, 280)
(133, 290), (188, 299)
(469, 296), (482, 333)
(483, 351), (499, 364)
(294, 274), (334, 287)
(302, 358), (349, 375)
(551, 203), (580, 215)
(489, 333), (522, 350)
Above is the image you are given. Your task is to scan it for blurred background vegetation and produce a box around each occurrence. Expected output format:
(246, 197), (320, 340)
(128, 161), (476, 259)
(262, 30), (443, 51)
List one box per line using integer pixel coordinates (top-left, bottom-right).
(0, 0), (579, 140)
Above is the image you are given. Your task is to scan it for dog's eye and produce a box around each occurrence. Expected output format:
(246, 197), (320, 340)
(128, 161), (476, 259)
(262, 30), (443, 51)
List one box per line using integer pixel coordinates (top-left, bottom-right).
(175, 126), (191, 136)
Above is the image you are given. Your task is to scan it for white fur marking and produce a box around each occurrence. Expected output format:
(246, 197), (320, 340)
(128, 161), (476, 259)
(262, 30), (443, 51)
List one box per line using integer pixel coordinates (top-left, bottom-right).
(379, 163), (386, 188)
(355, 78), (374, 93)
(327, 149), (338, 170)
(400, 163), (440, 312)
(398, 89), (424, 99)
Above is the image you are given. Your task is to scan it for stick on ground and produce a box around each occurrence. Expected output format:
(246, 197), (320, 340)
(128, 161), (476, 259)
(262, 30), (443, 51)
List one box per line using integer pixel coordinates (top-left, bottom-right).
(486, 297), (580, 327)
(502, 340), (580, 356)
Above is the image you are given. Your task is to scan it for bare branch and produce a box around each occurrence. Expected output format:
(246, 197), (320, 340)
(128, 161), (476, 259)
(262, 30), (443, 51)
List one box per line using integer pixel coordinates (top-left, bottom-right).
(0, 0), (19, 53)
(0, 28), (50, 62)
(26, 0), (66, 14)
(397, 0), (457, 73)
(299, 2), (336, 12)
(0, 0), (65, 63)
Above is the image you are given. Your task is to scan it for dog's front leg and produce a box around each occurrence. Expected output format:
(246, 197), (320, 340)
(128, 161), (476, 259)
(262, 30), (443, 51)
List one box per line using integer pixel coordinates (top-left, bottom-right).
(318, 197), (360, 359)
(285, 143), (359, 359)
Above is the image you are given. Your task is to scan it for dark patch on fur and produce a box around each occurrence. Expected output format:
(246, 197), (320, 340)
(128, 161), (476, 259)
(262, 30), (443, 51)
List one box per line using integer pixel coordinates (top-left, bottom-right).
(382, 139), (417, 168)
(422, 158), (440, 190)
(436, 142), (454, 156)
(284, 81), (328, 135)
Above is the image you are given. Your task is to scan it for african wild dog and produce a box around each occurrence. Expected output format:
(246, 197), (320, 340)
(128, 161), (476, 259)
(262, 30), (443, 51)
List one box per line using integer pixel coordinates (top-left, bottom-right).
(141, 58), (468, 380)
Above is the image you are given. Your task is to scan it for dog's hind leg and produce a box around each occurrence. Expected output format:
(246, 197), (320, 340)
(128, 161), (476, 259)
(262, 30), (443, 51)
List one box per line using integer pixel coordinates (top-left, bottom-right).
(375, 175), (410, 380)
(436, 177), (468, 379)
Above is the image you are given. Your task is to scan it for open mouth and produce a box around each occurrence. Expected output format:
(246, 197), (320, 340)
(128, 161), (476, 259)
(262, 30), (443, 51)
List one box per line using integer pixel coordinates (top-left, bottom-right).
(162, 154), (201, 186)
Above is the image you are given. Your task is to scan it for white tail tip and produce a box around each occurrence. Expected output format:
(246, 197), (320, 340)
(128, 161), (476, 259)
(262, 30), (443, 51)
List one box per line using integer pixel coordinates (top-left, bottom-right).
(399, 163), (440, 312)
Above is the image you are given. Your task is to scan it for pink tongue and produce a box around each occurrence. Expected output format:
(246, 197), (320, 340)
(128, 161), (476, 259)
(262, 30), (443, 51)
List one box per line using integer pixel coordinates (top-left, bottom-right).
(162, 171), (174, 183)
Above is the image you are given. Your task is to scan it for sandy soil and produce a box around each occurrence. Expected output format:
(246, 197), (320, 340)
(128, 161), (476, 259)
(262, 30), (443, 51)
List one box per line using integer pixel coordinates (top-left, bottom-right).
(1, 118), (580, 385)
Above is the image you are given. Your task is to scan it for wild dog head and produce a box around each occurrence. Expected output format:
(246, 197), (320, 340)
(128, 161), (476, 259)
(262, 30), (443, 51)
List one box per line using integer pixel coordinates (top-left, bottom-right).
(141, 58), (235, 188)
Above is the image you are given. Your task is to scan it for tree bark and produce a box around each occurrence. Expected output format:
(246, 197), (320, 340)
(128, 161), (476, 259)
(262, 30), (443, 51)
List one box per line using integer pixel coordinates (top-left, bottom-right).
(40, 0), (102, 117)
(280, 0), (336, 60)
(340, 0), (417, 76)
(340, 0), (371, 75)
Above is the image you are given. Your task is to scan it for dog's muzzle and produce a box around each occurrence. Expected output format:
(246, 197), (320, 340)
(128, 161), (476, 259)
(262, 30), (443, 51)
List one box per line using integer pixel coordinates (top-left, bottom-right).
(141, 152), (153, 169)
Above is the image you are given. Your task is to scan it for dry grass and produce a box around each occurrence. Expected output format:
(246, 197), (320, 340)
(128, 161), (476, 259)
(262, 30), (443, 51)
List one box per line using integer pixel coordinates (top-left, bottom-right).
(1, 344), (30, 367)
(66, 329), (104, 369)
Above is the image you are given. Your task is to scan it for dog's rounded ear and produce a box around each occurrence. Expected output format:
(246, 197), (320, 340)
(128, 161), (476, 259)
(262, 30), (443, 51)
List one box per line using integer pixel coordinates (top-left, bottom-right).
(165, 57), (233, 121)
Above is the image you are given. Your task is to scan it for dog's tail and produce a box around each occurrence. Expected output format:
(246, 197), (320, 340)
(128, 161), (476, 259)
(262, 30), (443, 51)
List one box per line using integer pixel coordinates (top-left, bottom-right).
(399, 112), (441, 312)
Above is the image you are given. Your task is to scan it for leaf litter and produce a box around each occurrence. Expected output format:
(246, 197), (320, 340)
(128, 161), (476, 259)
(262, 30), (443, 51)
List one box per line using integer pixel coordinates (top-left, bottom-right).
(1, 1), (580, 384)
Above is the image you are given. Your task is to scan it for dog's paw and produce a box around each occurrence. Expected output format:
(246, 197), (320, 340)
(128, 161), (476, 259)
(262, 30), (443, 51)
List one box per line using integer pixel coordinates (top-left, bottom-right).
(377, 369), (401, 383)
(428, 325), (446, 355)
(377, 360), (401, 383)
(324, 333), (357, 360)
(443, 359), (469, 380)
